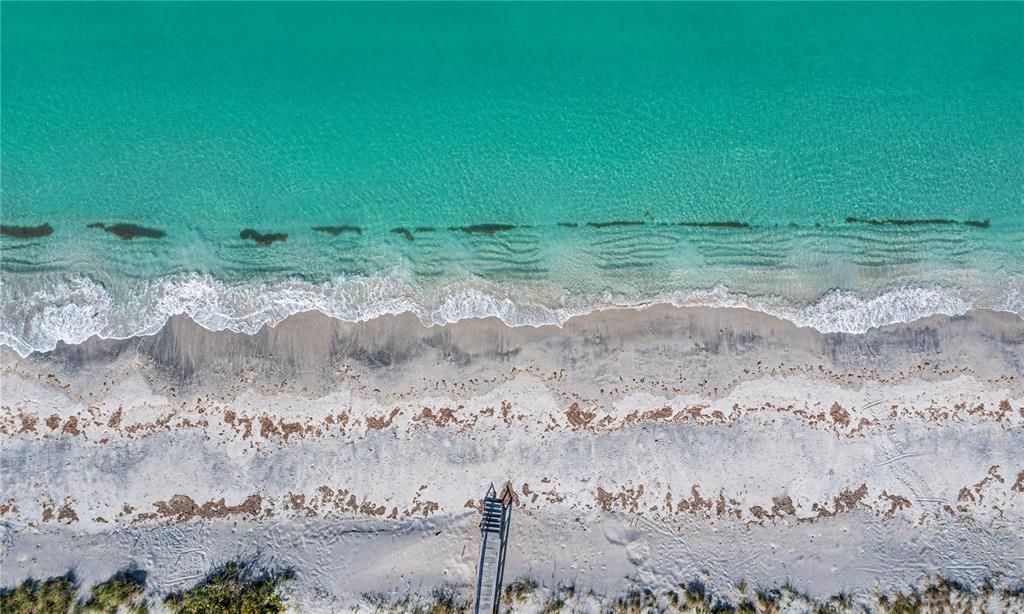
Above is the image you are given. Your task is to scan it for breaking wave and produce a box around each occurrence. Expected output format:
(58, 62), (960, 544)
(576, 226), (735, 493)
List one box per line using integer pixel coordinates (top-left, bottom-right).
(1, 272), (1021, 357)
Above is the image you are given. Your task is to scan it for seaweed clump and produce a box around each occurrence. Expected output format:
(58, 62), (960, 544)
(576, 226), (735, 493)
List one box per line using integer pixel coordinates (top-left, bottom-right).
(845, 217), (990, 229)
(449, 224), (517, 235)
(390, 227), (415, 242)
(588, 220), (645, 229)
(312, 225), (362, 236)
(239, 229), (288, 245)
(0, 223), (54, 238)
(678, 221), (752, 229)
(88, 223), (166, 240)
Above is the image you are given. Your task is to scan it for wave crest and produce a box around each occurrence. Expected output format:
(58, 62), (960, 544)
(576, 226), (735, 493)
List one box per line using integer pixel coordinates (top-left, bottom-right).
(1, 272), (1018, 357)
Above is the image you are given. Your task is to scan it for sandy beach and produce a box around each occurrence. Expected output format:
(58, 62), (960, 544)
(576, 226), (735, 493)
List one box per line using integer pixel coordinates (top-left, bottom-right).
(3, 3), (1023, 611)
(2, 305), (1022, 609)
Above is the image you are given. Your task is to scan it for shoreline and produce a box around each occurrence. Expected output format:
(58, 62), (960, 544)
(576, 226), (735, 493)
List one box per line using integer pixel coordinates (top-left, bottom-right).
(5, 304), (1021, 396)
(3, 273), (1022, 357)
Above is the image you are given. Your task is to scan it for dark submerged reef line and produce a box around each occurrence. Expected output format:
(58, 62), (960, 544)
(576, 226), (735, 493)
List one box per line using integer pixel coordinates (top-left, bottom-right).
(845, 217), (991, 229)
(846, 217), (956, 226)
(35, 217), (997, 248)
(239, 229), (288, 245)
(390, 227), (415, 241)
(449, 223), (517, 235)
(587, 220), (645, 228)
(88, 222), (166, 240)
(0, 223), (53, 238)
(312, 225), (362, 236)
(678, 221), (752, 229)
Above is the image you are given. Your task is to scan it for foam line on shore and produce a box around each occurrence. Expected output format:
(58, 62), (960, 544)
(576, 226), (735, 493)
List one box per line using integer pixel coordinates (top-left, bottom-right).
(1, 272), (1021, 357)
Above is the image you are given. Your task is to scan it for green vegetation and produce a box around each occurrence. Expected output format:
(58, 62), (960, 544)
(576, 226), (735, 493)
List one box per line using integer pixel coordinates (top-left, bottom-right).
(502, 577), (538, 603)
(362, 592), (418, 613)
(540, 591), (565, 613)
(163, 562), (292, 614)
(361, 584), (470, 614)
(80, 571), (148, 614)
(423, 585), (470, 614)
(610, 587), (658, 613)
(665, 579), (738, 613)
(878, 589), (923, 614)
(657, 575), (1024, 613)
(0, 574), (78, 614)
(539, 584), (575, 614)
(2, 564), (287, 614)
(6, 566), (1024, 613)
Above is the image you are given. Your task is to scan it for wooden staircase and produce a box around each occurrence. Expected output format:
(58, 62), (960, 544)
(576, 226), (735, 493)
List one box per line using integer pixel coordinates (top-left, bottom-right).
(473, 484), (512, 614)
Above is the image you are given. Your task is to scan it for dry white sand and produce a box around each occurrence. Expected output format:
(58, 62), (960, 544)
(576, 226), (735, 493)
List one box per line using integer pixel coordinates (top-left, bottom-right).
(1, 306), (1022, 610)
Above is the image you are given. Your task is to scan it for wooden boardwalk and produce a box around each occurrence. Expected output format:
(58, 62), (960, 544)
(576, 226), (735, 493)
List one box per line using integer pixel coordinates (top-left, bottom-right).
(473, 484), (512, 614)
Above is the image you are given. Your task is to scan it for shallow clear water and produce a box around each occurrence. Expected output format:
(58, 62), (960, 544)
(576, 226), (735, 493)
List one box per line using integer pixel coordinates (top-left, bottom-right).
(2, 3), (1022, 353)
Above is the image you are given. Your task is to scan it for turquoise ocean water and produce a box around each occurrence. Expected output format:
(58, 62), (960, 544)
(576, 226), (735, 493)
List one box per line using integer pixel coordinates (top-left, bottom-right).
(2, 3), (1022, 354)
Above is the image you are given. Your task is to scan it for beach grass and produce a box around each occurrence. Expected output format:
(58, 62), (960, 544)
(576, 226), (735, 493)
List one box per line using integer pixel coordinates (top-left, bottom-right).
(162, 562), (291, 614)
(0, 573), (78, 614)
(80, 570), (148, 614)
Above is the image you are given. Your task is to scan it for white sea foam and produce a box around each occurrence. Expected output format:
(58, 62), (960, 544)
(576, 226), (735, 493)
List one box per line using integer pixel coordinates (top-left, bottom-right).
(0, 272), (1019, 357)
